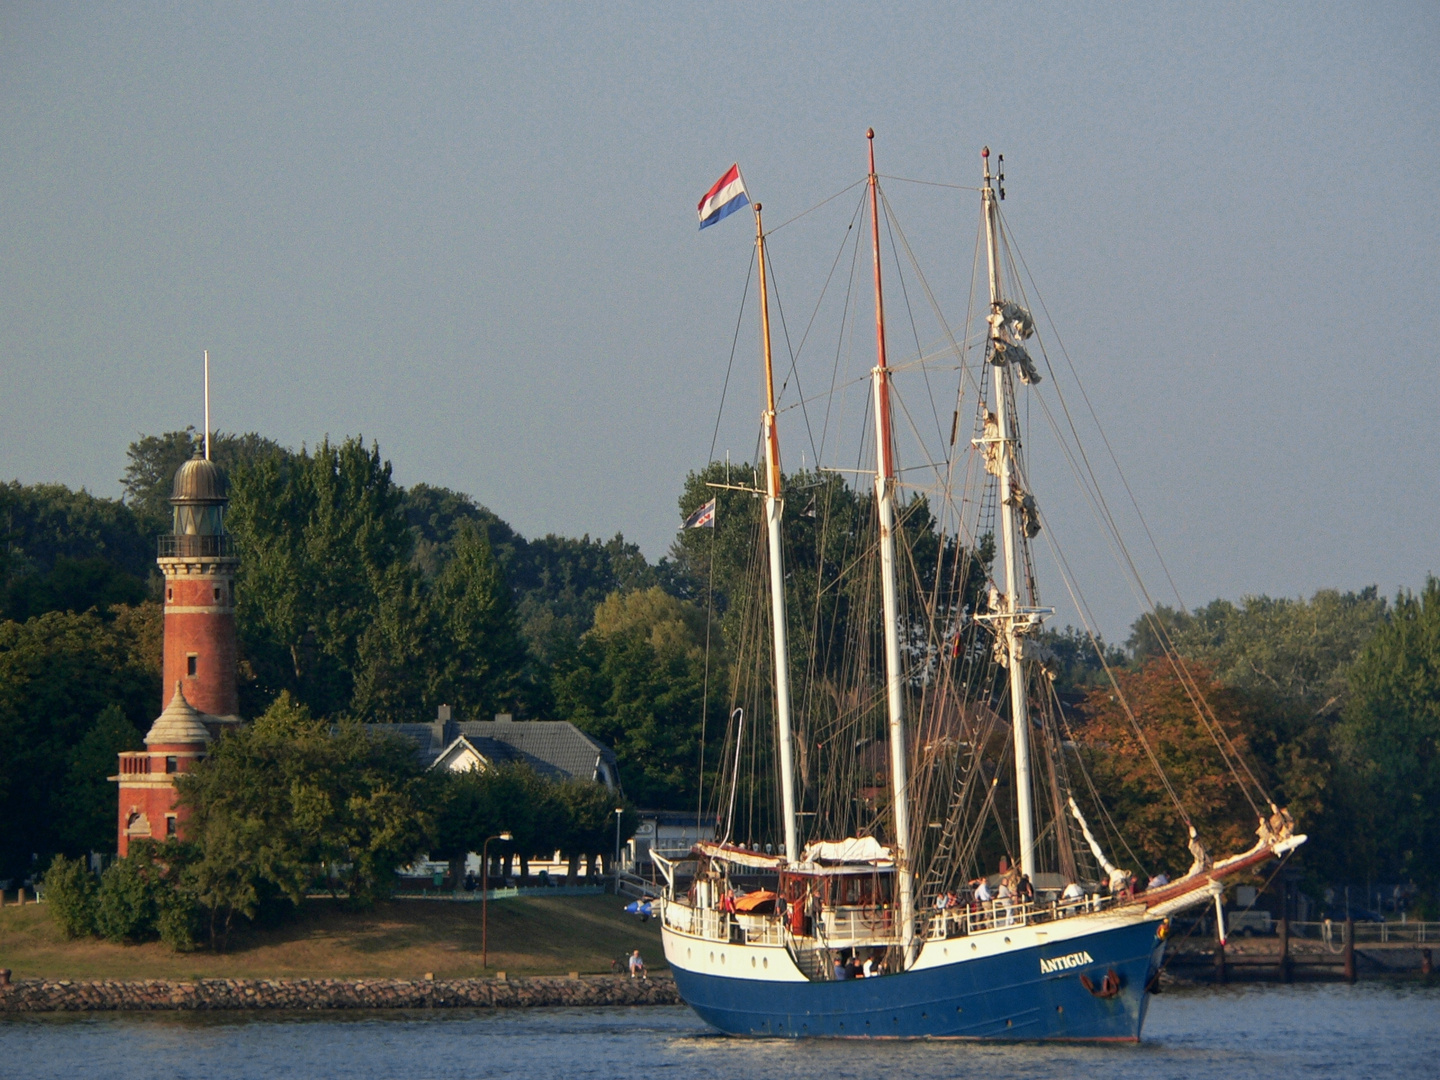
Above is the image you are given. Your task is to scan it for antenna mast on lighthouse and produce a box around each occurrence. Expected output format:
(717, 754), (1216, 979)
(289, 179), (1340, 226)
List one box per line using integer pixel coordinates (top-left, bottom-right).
(203, 350), (211, 462)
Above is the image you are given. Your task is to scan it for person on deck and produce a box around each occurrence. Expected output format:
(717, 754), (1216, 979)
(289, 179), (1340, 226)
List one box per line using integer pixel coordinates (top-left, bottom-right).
(1061, 881), (1084, 911)
(833, 954), (848, 981)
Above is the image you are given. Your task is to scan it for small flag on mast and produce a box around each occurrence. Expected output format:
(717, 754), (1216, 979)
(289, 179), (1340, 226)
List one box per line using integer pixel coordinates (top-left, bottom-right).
(681, 498), (716, 529)
(697, 165), (748, 229)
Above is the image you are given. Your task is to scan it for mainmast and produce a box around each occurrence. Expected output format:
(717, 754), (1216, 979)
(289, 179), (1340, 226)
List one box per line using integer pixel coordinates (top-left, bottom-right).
(981, 147), (1037, 877)
(867, 130), (915, 958)
(754, 203), (800, 865)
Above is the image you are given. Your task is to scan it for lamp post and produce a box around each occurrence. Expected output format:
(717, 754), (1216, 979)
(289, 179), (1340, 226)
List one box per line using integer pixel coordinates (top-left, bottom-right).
(614, 807), (624, 887)
(481, 830), (513, 971)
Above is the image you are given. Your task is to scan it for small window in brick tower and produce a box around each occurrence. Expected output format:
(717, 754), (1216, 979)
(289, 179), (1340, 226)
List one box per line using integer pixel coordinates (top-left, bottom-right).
(214, 587), (221, 601)
(166, 815), (178, 836)
(166, 756), (178, 774)
(167, 587), (173, 601)
(187, 654), (197, 677)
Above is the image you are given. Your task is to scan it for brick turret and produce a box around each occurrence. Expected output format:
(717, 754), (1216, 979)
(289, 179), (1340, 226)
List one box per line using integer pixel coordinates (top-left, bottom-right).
(115, 682), (213, 856)
(114, 448), (241, 854)
(157, 451), (240, 721)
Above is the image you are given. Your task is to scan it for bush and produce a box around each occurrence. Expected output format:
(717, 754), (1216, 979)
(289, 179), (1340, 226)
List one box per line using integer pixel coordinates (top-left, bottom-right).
(95, 853), (161, 943)
(94, 841), (203, 947)
(41, 854), (99, 938)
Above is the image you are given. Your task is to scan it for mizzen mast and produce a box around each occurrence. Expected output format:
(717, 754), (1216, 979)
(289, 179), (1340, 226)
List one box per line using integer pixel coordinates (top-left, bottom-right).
(981, 146), (1038, 877)
(754, 202), (800, 865)
(867, 129), (915, 958)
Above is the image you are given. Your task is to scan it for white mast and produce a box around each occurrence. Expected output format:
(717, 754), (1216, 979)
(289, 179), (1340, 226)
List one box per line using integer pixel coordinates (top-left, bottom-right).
(203, 349), (211, 461)
(867, 130), (915, 959)
(981, 148), (1037, 877)
(754, 203), (800, 864)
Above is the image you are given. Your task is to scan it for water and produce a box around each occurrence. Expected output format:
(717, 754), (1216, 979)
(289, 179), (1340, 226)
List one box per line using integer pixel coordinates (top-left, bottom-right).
(2, 983), (1436, 1080)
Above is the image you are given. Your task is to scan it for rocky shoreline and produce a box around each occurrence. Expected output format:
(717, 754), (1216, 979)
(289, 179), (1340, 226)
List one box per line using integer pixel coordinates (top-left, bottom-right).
(0, 975), (682, 1012)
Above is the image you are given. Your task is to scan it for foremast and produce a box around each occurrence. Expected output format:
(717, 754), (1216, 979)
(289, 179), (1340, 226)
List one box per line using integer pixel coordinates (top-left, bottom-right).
(866, 130), (916, 960)
(754, 203), (800, 866)
(981, 147), (1040, 878)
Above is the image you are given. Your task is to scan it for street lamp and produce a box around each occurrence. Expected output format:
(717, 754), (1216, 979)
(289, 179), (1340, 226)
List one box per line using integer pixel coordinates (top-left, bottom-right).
(614, 807), (625, 883)
(481, 830), (513, 971)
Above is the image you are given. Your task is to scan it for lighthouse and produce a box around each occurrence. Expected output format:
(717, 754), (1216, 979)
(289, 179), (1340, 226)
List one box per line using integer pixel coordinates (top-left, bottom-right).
(115, 435), (242, 855)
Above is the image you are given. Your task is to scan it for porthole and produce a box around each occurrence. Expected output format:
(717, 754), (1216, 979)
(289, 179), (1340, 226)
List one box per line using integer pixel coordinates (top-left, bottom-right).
(763, 957), (768, 969)
(687, 948), (691, 959)
(751, 957), (756, 968)
(970, 943), (977, 951)
(956, 1006), (963, 1014)
(1004, 936), (1011, 944)
(709, 952), (714, 963)
(720, 953), (726, 965)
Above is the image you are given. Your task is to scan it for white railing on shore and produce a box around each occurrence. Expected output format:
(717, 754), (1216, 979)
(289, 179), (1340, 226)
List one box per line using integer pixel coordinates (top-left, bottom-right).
(1286, 920), (1440, 945)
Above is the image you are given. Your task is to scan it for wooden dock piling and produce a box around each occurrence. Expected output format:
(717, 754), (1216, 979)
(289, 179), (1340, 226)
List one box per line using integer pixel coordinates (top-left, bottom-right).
(1343, 917), (1356, 983)
(1277, 915), (1292, 982)
(1214, 939), (1227, 983)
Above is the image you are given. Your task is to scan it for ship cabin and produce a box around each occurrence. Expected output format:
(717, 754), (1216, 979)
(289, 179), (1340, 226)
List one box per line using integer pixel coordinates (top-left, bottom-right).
(658, 839), (905, 966)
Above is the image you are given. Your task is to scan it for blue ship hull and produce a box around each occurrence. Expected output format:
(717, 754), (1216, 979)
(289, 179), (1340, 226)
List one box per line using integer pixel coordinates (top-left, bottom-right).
(670, 918), (1164, 1040)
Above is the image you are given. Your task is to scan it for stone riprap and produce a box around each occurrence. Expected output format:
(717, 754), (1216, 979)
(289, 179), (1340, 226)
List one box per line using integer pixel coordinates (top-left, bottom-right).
(0, 975), (681, 1012)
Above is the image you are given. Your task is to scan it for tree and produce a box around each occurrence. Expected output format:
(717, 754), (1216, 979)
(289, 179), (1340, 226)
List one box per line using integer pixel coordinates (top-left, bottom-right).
(1340, 578), (1440, 901)
(59, 704), (145, 854)
(1076, 658), (1261, 876)
(0, 609), (158, 877)
(122, 429), (288, 536)
(553, 587), (718, 808)
(424, 523), (532, 718)
(225, 436), (420, 719)
(177, 691), (433, 910)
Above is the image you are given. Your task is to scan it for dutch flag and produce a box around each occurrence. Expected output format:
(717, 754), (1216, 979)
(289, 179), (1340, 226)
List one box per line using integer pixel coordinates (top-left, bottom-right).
(697, 164), (749, 229)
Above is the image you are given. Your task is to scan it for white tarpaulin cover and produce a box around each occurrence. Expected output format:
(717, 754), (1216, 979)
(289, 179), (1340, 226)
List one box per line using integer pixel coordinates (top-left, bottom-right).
(801, 836), (893, 864)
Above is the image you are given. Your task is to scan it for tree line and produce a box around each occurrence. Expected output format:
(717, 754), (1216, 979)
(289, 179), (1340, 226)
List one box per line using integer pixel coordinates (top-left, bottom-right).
(3, 431), (1438, 915)
(43, 692), (636, 952)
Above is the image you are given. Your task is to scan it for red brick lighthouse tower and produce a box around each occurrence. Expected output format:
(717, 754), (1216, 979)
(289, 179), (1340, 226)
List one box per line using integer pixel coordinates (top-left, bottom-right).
(116, 433), (241, 855)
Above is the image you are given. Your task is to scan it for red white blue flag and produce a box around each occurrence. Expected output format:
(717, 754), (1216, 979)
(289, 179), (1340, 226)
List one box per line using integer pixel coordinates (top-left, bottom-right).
(682, 498), (716, 529)
(697, 165), (748, 229)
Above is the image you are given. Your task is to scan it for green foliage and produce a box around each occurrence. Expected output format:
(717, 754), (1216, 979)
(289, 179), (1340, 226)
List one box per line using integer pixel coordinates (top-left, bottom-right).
(94, 840), (201, 947)
(553, 587), (718, 808)
(1129, 589), (1389, 714)
(431, 764), (633, 885)
(121, 428), (288, 536)
(226, 436), (419, 718)
(424, 524), (532, 718)
(41, 853), (99, 938)
(178, 691), (434, 911)
(60, 704), (145, 854)
(0, 610), (158, 877)
(1340, 578), (1440, 893)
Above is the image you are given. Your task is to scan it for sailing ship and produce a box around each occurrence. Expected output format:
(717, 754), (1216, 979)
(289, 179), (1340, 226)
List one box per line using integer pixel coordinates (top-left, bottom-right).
(656, 132), (1305, 1041)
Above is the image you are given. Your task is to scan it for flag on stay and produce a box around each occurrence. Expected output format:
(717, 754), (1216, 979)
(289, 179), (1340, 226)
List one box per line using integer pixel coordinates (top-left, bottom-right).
(697, 164), (748, 229)
(681, 498), (716, 529)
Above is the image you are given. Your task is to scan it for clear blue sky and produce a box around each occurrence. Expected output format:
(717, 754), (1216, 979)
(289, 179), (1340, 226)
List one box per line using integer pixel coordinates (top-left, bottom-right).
(1, 3), (1435, 639)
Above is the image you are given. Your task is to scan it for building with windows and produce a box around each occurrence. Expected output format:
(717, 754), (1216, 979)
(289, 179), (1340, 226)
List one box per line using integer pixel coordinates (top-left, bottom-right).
(114, 451), (239, 855)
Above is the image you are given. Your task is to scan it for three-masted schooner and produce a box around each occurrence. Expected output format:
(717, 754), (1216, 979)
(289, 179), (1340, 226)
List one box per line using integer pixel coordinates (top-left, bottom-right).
(657, 133), (1304, 1041)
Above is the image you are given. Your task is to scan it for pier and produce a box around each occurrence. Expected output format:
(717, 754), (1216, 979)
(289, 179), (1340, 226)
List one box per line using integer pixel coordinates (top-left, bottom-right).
(1166, 918), (1438, 983)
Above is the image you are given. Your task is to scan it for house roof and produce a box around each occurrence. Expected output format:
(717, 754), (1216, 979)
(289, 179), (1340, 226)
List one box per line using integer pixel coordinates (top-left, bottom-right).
(371, 718), (619, 789)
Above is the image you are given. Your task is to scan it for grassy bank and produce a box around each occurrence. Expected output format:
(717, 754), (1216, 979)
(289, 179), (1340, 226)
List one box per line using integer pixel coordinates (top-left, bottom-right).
(0, 894), (664, 981)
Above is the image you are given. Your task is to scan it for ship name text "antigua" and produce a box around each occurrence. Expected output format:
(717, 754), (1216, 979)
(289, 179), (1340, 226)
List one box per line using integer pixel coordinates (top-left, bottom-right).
(1040, 951), (1095, 974)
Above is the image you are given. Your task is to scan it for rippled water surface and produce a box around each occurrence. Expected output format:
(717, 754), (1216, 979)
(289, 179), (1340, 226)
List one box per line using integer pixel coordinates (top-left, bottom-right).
(2, 982), (1437, 1080)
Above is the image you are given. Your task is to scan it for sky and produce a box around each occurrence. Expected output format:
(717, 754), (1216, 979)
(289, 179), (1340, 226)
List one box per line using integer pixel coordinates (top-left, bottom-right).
(1, 2), (1436, 641)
